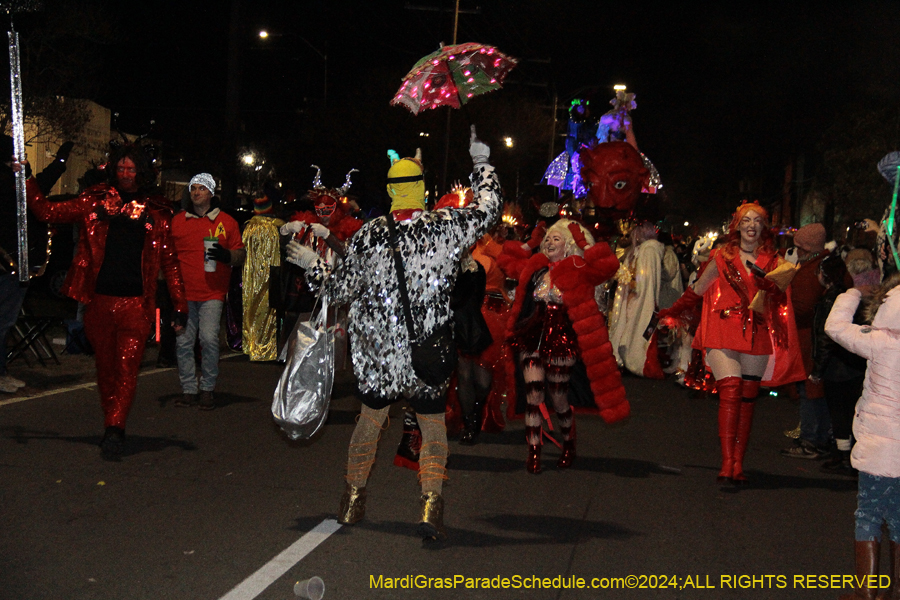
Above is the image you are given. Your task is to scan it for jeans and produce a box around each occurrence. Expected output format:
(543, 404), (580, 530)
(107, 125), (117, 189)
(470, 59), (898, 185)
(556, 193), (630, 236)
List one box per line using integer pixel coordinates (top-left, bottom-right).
(0, 273), (28, 376)
(856, 472), (900, 542)
(797, 381), (832, 448)
(176, 299), (224, 394)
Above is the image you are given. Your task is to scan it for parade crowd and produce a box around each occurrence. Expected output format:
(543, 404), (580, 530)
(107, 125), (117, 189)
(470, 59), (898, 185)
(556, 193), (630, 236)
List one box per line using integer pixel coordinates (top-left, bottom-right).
(2, 117), (900, 599)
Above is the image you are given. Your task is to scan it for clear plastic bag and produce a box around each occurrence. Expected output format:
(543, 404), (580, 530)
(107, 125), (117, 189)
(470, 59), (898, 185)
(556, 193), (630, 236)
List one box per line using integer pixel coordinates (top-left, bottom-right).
(272, 293), (334, 440)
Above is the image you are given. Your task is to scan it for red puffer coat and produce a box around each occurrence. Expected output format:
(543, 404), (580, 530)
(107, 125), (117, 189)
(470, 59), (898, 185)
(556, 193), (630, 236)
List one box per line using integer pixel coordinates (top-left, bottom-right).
(498, 240), (629, 423)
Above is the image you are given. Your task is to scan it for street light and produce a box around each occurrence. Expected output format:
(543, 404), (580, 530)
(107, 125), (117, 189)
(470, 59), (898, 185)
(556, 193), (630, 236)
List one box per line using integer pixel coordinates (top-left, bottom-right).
(242, 153), (255, 166)
(257, 28), (327, 106)
(614, 84), (627, 91)
(504, 136), (514, 148)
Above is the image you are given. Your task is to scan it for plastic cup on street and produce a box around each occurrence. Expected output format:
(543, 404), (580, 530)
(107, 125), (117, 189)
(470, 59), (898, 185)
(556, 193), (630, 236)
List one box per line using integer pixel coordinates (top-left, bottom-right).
(203, 237), (217, 272)
(294, 576), (325, 599)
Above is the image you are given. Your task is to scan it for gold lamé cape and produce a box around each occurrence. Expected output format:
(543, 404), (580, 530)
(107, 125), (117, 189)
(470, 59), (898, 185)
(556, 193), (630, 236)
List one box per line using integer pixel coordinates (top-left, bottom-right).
(242, 215), (284, 360)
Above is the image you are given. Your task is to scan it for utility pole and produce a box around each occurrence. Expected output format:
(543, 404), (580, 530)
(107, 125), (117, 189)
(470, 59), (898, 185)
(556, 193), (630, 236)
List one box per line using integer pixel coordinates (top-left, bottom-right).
(224, 0), (242, 208)
(441, 0), (460, 195)
(405, 1), (481, 194)
(548, 89), (558, 166)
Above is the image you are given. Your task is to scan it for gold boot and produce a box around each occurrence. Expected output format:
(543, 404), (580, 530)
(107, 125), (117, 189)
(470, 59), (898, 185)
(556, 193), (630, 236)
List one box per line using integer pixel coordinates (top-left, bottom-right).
(337, 484), (366, 525)
(417, 491), (446, 541)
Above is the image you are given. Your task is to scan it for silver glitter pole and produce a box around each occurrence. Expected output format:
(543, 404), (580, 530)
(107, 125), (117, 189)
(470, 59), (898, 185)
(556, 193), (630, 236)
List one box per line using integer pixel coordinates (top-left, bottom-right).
(8, 26), (27, 281)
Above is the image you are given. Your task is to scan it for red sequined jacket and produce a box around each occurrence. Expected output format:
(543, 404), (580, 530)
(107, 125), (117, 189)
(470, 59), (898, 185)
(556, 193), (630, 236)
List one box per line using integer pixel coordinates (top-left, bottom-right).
(497, 240), (629, 424)
(26, 180), (187, 323)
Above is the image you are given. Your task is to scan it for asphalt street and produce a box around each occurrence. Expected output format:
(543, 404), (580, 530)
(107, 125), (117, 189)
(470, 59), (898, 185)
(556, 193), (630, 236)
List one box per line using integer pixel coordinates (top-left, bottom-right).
(0, 355), (871, 600)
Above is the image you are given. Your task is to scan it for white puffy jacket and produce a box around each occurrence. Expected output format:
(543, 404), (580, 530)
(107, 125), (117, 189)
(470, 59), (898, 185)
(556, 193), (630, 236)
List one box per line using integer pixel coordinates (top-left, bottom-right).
(825, 288), (900, 477)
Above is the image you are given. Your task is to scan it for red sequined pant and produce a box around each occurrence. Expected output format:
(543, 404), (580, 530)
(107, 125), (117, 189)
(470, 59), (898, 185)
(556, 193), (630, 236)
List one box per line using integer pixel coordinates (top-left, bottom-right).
(84, 295), (151, 429)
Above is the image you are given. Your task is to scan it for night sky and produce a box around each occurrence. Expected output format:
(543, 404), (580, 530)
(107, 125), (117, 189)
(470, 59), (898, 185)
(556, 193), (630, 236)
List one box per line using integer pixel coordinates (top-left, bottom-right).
(10, 0), (900, 229)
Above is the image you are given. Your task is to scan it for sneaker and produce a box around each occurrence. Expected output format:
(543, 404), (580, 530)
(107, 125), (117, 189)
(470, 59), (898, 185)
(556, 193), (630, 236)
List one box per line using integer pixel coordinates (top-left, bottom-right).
(822, 451), (857, 476)
(0, 374), (25, 388)
(198, 390), (215, 411)
(0, 378), (19, 393)
(174, 393), (198, 408)
(783, 423), (801, 439)
(781, 440), (827, 460)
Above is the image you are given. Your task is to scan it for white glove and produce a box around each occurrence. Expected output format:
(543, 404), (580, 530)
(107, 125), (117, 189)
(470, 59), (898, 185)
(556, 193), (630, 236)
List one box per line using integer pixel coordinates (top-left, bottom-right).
(279, 221), (307, 236)
(310, 223), (331, 239)
(285, 240), (319, 269)
(469, 125), (490, 165)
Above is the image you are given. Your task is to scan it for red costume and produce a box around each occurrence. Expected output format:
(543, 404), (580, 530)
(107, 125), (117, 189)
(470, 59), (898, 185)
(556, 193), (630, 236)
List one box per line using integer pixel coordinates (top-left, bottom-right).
(27, 180), (187, 431)
(692, 247), (805, 386)
(498, 221), (628, 474)
(663, 202), (804, 484)
(289, 167), (363, 248)
(500, 239), (628, 422)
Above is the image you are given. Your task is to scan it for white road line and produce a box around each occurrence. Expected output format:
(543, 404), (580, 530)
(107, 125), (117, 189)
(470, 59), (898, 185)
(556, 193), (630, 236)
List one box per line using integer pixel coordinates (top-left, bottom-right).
(0, 354), (243, 407)
(0, 367), (172, 407)
(218, 518), (342, 600)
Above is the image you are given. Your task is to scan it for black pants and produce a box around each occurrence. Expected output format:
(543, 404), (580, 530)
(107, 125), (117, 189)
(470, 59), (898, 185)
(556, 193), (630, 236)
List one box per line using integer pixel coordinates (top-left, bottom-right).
(825, 376), (864, 441)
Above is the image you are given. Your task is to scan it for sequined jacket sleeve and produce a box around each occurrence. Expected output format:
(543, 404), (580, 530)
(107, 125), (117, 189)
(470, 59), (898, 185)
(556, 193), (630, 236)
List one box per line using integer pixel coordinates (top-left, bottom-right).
(304, 163), (501, 399)
(26, 178), (95, 223)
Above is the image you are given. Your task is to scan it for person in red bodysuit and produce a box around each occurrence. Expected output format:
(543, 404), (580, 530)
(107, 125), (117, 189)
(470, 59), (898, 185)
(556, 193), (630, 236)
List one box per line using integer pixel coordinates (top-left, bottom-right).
(660, 202), (803, 484)
(499, 219), (628, 474)
(26, 145), (187, 459)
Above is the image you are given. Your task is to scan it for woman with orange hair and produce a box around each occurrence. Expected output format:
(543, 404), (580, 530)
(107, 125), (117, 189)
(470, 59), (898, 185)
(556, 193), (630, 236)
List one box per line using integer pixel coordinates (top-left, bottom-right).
(661, 202), (803, 484)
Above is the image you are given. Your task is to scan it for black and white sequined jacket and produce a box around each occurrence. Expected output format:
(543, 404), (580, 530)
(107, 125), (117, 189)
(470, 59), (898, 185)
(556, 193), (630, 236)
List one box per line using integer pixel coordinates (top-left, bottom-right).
(305, 163), (501, 399)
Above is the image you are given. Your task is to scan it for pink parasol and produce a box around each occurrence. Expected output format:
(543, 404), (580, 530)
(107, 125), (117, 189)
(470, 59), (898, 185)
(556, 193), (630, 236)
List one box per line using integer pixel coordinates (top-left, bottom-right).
(391, 42), (517, 115)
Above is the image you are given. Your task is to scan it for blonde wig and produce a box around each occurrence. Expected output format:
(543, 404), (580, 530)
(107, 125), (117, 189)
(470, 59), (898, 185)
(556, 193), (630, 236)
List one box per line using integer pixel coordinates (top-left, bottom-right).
(541, 219), (595, 259)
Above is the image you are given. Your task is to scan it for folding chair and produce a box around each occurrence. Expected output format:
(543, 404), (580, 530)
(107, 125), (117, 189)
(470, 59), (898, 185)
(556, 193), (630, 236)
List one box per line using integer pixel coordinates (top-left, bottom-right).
(7, 307), (60, 367)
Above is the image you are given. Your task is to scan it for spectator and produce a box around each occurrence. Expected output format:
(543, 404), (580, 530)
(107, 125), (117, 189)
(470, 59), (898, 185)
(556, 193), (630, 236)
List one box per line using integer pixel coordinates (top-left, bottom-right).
(810, 255), (865, 476)
(825, 275), (900, 600)
(171, 173), (245, 410)
(782, 223), (834, 460)
(845, 248), (881, 291)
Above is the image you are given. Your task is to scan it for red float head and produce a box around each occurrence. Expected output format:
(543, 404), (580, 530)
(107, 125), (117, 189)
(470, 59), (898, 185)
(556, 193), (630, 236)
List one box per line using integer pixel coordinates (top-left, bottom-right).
(578, 141), (648, 212)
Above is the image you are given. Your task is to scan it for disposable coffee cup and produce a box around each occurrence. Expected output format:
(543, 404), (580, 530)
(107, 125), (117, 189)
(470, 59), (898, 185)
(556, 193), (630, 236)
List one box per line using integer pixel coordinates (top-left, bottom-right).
(294, 576), (325, 599)
(203, 237), (217, 272)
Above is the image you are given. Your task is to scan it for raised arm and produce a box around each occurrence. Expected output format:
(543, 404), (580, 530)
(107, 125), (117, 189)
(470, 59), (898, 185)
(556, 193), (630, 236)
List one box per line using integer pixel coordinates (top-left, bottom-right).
(26, 179), (94, 224)
(824, 289), (882, 362)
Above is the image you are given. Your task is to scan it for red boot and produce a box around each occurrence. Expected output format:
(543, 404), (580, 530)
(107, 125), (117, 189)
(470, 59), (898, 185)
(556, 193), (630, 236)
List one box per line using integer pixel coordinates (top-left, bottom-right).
(716, 377), (742, 483)
(879, 541), (899, 600)
(838, 540), (879, 600)
(557, 415), (576, 470)
(732, 379), (760, 485)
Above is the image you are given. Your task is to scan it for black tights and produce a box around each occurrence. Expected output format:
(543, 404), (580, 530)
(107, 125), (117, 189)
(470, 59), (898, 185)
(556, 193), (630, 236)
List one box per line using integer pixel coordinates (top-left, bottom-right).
(457, 356), (492, 416)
